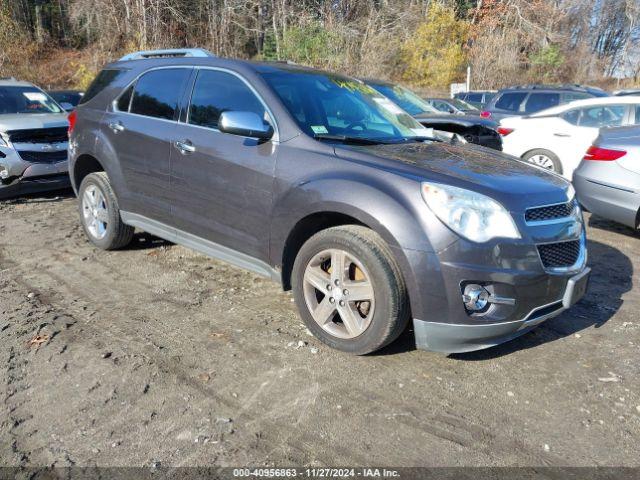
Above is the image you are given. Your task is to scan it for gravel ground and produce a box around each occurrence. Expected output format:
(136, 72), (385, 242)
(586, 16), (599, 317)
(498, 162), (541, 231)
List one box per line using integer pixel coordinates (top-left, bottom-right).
(0, 191), (638, 468)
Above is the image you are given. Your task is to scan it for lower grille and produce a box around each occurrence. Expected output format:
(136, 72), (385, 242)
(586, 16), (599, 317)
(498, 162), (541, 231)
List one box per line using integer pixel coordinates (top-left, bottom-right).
(18, 150), (67, 163)
(537, 240), (581, 269)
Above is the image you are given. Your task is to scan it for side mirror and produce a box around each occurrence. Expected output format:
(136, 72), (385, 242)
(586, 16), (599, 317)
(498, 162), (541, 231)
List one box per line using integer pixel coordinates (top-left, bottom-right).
(60, 102), (74, 112)
(218, 111), (273, 140)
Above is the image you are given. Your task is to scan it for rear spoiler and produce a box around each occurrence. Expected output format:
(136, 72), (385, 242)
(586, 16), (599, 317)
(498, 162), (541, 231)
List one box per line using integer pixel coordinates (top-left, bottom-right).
(119, 48), (215, 61)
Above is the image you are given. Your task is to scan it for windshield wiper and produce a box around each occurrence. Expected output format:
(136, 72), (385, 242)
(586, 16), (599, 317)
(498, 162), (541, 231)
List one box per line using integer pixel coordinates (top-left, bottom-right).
(313, 134), (390, 145)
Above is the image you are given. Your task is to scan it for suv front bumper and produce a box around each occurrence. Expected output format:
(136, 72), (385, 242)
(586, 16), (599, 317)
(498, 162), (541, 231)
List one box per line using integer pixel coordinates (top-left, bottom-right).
(413, 266), (590, 353)
(0, 147), (70, 199)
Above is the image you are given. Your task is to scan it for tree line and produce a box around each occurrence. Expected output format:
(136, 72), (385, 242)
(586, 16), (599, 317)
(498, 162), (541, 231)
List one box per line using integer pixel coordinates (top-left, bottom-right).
(0, 0), (638, 91)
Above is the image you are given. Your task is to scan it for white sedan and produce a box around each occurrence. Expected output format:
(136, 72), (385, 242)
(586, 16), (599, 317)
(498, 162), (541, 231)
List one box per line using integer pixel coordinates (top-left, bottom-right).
(498, 96), (640, 179)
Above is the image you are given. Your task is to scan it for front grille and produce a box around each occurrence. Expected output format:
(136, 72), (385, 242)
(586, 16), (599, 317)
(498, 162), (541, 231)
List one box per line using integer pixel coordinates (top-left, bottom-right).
(525, 199), (576, 223)
(7, 127), (68, 144)
(18, 150), (67, 163)
(537, 240), (581, 269)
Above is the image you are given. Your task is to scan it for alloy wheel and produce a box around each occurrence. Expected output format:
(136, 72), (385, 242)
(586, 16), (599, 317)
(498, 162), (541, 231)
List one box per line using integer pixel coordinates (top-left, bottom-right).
(82, 185), (109, 240)
(302, 248), (375, 339)
(528, 154), (556, 171)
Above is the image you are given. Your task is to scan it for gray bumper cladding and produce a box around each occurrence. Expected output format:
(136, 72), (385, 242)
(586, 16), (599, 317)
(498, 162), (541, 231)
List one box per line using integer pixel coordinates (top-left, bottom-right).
(414, 267), (591, 353)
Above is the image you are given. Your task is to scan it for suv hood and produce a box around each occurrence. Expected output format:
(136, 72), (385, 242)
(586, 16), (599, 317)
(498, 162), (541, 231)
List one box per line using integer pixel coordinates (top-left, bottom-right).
(335, 142), (570, 212)
(0, 113), (69, 132)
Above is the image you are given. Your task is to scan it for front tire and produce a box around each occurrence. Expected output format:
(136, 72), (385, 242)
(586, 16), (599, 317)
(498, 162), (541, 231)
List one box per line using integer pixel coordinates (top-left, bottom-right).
(78, 172), (134, 250)
(292, 225), (410, 355)
(523, 149), (563, 174)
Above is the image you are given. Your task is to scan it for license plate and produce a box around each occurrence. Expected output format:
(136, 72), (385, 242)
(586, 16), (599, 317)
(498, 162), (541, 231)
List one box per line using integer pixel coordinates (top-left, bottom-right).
(562, 268), (591, 309)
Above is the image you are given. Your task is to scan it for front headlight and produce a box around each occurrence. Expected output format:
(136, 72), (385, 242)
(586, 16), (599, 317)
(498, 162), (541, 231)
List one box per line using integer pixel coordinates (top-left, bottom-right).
(421, 182), (520, 242)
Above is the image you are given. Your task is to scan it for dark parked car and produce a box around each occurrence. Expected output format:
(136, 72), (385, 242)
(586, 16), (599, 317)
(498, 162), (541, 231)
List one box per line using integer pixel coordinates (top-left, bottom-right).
(613, 89), (640, 97)
(425, 97), (479, 115)
(454, 90), (496, 109)
(364, 80), (502, 150)
(482, 84), (609, 121)
(48, 90), (84, 112)
(69, 49), (590, 355)
(574, 125), (640, 229)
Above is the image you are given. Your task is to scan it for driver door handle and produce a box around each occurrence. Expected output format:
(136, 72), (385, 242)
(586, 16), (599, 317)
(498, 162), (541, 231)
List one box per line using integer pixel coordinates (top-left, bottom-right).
(108, 121), (125, 133)
(174, 139), (196, 155)
(553, 132), (571, 137)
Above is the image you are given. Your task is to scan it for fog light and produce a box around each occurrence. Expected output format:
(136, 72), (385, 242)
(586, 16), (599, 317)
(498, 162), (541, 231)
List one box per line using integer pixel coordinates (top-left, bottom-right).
(462, 284), (489, 311)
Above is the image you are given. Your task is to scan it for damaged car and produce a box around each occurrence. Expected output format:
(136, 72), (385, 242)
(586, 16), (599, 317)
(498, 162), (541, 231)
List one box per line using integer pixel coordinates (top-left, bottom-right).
(0, 78), (70, 199)
(364, 79), (503, 151)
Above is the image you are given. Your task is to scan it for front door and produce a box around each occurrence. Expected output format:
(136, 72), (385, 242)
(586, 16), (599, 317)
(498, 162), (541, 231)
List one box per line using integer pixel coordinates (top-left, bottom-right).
(103, 67), (192, 223)
(170, 68), (278, 262)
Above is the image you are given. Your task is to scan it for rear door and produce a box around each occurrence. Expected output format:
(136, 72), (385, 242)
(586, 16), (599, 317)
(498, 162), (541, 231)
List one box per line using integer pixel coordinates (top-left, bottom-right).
(170, 68), (278, 261)
(556, 104), (629, 175)
(103, 67), (192, 223)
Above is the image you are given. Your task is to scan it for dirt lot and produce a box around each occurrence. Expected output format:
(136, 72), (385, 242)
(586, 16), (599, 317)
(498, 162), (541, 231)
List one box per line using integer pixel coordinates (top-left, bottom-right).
(0, 191), (638, 468)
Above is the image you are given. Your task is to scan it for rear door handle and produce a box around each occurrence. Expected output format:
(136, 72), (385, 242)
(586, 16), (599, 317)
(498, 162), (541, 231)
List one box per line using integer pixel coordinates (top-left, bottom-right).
(553, 132), (571, 137)
(108, 121), (125, 133)
(174, 140), (196, 154)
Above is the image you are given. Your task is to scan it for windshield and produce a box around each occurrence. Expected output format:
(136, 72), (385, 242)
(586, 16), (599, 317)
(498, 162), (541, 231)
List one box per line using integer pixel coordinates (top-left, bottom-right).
(260, 69), (432, 143)
(451, 98), (478, 111)
(367, 83), (439, 116)
(0, 86), (63, 114)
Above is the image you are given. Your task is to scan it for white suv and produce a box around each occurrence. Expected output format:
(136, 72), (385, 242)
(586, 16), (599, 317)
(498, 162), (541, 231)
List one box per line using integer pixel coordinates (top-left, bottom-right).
(498, 96), (640, 179)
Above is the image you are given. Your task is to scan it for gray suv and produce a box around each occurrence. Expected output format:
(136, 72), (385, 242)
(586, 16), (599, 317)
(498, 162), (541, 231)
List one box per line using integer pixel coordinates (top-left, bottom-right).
(69, 49), (590, 355)
(0, 78), (70, 198)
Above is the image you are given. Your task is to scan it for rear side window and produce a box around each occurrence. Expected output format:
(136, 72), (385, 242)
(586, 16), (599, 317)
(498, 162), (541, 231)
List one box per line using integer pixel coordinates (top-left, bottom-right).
(494, 92), (527, 111)
(188, 70), (266, 129)
(130, 68), (191, 120)
(80, 69), (124, 104)
(524, 93), (560, 113)
(635, 105), (640, 124)
(564, 92), (591, 102)
(467, 93), (482, 102)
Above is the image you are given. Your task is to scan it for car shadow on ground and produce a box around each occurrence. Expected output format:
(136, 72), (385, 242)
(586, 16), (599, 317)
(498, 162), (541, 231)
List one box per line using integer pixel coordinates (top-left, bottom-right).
(376, 239), (633, 359)
(587, 215), (639, 239)
(0, 188), (74, 204)
(126, 232), (174, 250)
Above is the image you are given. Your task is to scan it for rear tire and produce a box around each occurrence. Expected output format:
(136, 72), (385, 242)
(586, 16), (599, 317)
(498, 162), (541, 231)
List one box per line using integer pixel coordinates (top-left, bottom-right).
(78, 172), (134, 250)
(523, 149), (563, 174)
(292, 225), (410, 355)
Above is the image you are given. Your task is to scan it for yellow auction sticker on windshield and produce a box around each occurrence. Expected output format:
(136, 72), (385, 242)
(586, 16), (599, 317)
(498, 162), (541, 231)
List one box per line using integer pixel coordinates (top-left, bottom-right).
(311, 125), (329, 134)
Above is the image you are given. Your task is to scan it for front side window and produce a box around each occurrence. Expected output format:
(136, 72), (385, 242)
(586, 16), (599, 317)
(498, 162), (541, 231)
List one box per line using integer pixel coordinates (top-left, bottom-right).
(261, 69), (431, 142)
(130, 68), (191, 120)
(188, 70), (266, 129)
(116, 85), (133, 112)
(524, 93), (560, 113)
(564, 92), (591, 102)
(0, 86), (63, 115)
(494, 92), (527, 112)
(578, 105), (626, 128)
(367, 83), (438, 116)
(634, 105), (640, 124)
(467, 93), (483, 102)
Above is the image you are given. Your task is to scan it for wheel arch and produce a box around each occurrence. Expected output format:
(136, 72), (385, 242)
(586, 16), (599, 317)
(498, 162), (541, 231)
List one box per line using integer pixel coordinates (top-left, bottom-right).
(72, 154), (105, 193)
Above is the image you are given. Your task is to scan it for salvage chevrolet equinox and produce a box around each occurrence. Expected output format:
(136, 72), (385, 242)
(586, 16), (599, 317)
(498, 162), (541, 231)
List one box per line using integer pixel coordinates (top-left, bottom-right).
(69, 49), (590, 354)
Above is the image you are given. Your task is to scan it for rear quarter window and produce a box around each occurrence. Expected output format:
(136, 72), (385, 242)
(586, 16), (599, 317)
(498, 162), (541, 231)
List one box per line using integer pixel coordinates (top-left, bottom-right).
(494, 92), (527, 111)
(524, 93), (560, 113)
(79, 69), (124, 105)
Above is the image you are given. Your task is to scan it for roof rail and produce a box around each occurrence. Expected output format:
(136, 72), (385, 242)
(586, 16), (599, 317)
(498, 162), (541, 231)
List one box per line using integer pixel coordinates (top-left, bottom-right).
(118, 48), (215, 61)
(0, 76), (16, 81)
